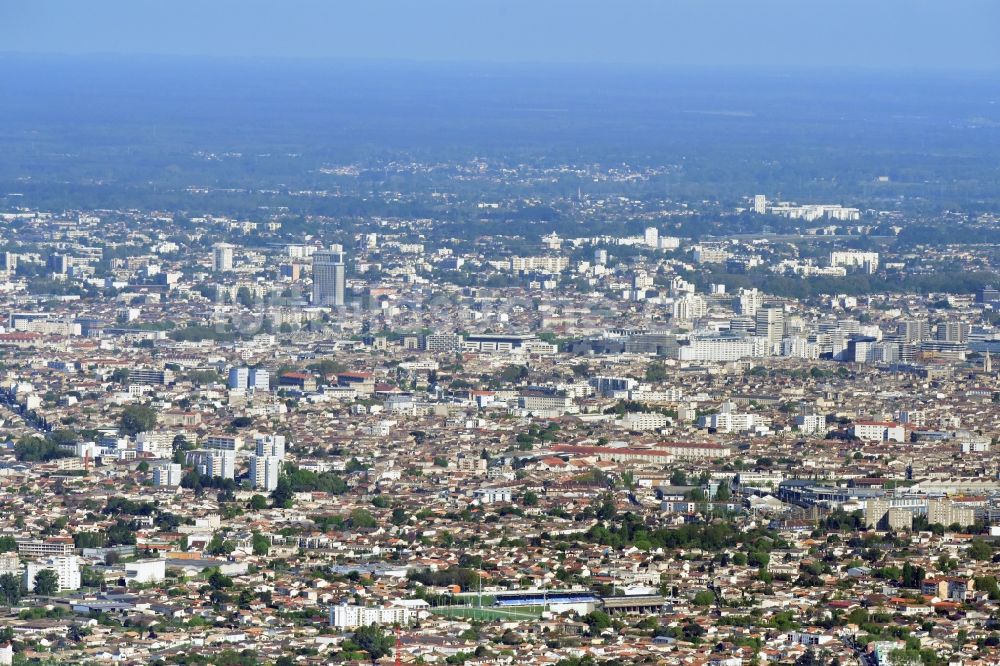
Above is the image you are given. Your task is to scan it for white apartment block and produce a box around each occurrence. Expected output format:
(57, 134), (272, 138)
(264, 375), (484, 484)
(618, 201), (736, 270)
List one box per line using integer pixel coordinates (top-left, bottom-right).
(250, 455), (282, 491)
(509, 256), (569, 273)
(329, 603), (413, 629)
(204, 450), (236, 479)
(206, 435), (244, 451)
(24, 555), (81, 592)
(830, 251), (879, 273)
(617, 412), (671, 431)
(254, 433), (286, 458)
(153, 463), (183, 487)
(850, 421), (906, 442)
(795, 414), (826, 435)
(679, 336), (771, 362)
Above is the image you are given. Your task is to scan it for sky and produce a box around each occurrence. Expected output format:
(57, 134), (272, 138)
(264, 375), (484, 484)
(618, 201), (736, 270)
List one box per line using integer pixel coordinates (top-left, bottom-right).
(2, 0), (1000, 70)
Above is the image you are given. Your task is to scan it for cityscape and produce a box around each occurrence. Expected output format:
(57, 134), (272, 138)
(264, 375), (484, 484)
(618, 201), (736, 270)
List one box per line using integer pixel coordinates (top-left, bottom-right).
(0, 2), (999, 666)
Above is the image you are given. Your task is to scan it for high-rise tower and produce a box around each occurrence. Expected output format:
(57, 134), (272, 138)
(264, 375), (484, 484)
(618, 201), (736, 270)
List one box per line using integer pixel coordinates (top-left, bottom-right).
(312, 245), (346, 306)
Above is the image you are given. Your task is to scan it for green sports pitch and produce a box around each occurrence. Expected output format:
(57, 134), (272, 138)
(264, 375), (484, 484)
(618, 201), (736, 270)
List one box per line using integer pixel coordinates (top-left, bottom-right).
(430, 604), (548, 621)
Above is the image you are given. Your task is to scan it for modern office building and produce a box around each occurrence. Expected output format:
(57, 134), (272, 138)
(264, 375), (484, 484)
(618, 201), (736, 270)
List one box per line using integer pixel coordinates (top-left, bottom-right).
(897, 319), (930, 343)
(755, 306), (785, 346)
(936, 321), (971, 343)
(422, 332), (462, 353)
(312, 245), (346, 306)
(249, 368), (270, 391)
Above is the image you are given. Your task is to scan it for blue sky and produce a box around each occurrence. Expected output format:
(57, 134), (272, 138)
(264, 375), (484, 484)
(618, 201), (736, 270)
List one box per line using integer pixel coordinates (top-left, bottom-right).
(3, 0), (1000, 70)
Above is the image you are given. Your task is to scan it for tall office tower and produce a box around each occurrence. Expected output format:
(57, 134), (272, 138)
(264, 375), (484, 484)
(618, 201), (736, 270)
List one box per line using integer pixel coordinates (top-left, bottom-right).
(644, 227), (659, 248)
(47, 253), (69, 274)
(897, 319), (930, 343)
(753, 194), (767, 214)
(0, 252), (17, 271)
(936, 321), (970, 343)
(212, 243), (234, 272)
(755, 306), (785, 345)
(312, 245), (346, 306)
(593, 249), (608, 266)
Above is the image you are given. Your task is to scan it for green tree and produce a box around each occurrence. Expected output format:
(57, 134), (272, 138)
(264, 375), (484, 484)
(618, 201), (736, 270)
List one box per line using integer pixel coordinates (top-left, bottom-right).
(248, 494), (269, 511)
(583, 610), (612, 635)
(349, 509), (378, 529)
(119, 404), (157, 436)
(522, 490), (539, 507)
(0, 572), (22, 605)
(352, 624), (394, 662)
(969, 539), (992, 561)
(208, 570), (233, 590)
(34, 568), (59, 595)
(645, 363), (668, 382)
(251, 532), (270, 556)
(693, 590), (716, 606)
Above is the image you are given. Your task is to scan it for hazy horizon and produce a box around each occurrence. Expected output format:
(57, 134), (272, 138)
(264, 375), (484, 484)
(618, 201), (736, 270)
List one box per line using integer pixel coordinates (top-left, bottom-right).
(3, 0), (1000, 71)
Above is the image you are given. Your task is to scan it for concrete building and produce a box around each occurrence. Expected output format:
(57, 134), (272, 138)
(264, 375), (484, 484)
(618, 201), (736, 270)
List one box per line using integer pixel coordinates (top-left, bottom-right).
(254, 433), (286, 458)
(205, 435), (244, 451)
(679, 335), (771, 362)
(24, 555), (81, 592)
(250, 455), (282, 491)
(830, 250), (878, 273)
(204, 450), (236, 480)
(212, 243), (234, 272)
(753, 194), (767, 214)
(509, 256), (569, 273)
(312, 245), (346, 307)
(927, 498), (976, 527)
(795, 414), (826, 435)
(329, 603), (413, 629)
(755, 306), (785, 347)
(228, 367), (249, 390)
(850, 421), (906, 442)
(124, 559), (166, 584)
(153, 463), (183, 487)
(643, 227), (659, 248)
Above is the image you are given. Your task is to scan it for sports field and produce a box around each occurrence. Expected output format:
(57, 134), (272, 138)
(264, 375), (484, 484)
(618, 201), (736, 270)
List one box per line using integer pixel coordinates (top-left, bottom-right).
(430, 604), (548, 621)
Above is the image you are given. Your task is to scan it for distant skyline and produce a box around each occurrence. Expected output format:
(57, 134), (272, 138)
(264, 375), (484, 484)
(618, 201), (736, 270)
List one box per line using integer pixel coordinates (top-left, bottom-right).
(3, 0), (1000, 71)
